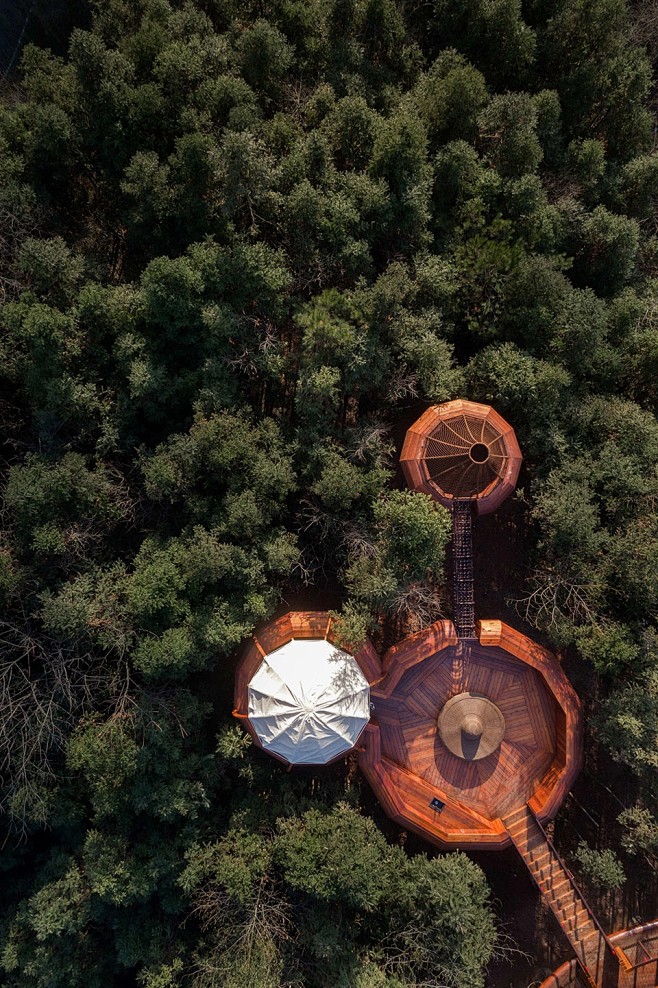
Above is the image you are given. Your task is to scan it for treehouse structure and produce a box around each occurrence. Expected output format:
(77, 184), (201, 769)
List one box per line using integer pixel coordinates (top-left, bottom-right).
(359, 399), (648, 988)
(233, 611), (382, 766)
(399, 399), (522, 515)
(233, 401), (657, 987)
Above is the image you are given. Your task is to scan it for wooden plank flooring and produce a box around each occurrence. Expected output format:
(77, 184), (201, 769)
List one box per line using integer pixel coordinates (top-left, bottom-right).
(371, 640), (558, 823)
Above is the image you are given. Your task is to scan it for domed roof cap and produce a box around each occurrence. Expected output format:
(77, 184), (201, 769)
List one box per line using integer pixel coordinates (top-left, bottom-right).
(437, 691), (506, 761)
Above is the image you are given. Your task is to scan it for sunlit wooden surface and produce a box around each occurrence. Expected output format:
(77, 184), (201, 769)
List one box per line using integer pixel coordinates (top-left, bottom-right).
(359, 620), (582, 849)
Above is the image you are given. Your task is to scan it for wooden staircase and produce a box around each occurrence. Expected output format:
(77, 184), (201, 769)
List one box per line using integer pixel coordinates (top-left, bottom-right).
(503, 805), (623, 987)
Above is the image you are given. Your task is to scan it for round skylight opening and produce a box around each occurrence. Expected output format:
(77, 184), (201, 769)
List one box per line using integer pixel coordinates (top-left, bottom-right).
(469, 442), (489, 463)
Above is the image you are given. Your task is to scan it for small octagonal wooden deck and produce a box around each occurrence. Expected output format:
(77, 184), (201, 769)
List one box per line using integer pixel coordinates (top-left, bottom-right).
(358, 619), (582, 850)
(400, 399), (523, 515)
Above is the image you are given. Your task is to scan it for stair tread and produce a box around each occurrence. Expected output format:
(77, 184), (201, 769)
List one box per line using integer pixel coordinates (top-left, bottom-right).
(509, 811), (620, 979)
(504, 807), (528, 822)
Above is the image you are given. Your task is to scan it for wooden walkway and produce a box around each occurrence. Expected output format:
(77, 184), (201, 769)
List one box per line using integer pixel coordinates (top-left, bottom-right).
(452, 500), (475, 637)
(504, 805), (627, 988)
(540, 918), (658, 988)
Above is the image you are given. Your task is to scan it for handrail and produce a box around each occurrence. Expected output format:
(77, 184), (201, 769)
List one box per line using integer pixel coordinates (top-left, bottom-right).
(530, 810), (621, 966)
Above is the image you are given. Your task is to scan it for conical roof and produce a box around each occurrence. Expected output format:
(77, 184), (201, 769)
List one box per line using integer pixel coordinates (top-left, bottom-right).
(437, 691), (506, 761)
(248, 638), (370, 764)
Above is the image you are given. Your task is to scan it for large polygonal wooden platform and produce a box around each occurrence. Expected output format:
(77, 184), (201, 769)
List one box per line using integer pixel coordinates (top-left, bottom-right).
(358, 620), (582, 849)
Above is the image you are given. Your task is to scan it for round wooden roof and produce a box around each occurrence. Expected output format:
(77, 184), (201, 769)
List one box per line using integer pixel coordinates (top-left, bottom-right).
(358, 619), (582, 850)
(400, 399), (522, 515)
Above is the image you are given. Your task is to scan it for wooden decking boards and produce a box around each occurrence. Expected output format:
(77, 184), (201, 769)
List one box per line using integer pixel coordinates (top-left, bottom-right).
(359, 620), (581, 848)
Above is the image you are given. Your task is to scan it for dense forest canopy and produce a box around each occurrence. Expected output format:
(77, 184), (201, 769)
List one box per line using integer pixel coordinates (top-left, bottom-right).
(0, 0), (657, 985)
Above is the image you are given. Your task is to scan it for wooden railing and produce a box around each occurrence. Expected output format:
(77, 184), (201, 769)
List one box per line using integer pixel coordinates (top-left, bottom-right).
(533, 813), (620, 962)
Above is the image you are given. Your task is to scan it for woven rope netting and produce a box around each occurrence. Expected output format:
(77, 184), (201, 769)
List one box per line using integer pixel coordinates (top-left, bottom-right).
(424, 414), (508, 498)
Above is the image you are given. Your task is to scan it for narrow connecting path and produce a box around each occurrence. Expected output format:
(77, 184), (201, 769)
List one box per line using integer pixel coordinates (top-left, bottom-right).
(452, 500), (475, 638)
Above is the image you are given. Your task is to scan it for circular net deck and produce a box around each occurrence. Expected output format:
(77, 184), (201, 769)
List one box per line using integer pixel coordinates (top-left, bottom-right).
(424, 414), (508, 499)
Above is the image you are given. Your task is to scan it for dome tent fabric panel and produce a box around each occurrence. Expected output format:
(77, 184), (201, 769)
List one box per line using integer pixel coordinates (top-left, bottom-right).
(248, 638), (370, 764)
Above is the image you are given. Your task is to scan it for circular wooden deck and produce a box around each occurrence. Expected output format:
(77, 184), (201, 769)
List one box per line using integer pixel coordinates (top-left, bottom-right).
(358, 620), (582, 850)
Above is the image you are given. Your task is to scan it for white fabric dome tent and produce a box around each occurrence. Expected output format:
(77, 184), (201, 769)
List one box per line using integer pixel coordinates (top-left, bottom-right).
(248, 638), (370, 764)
